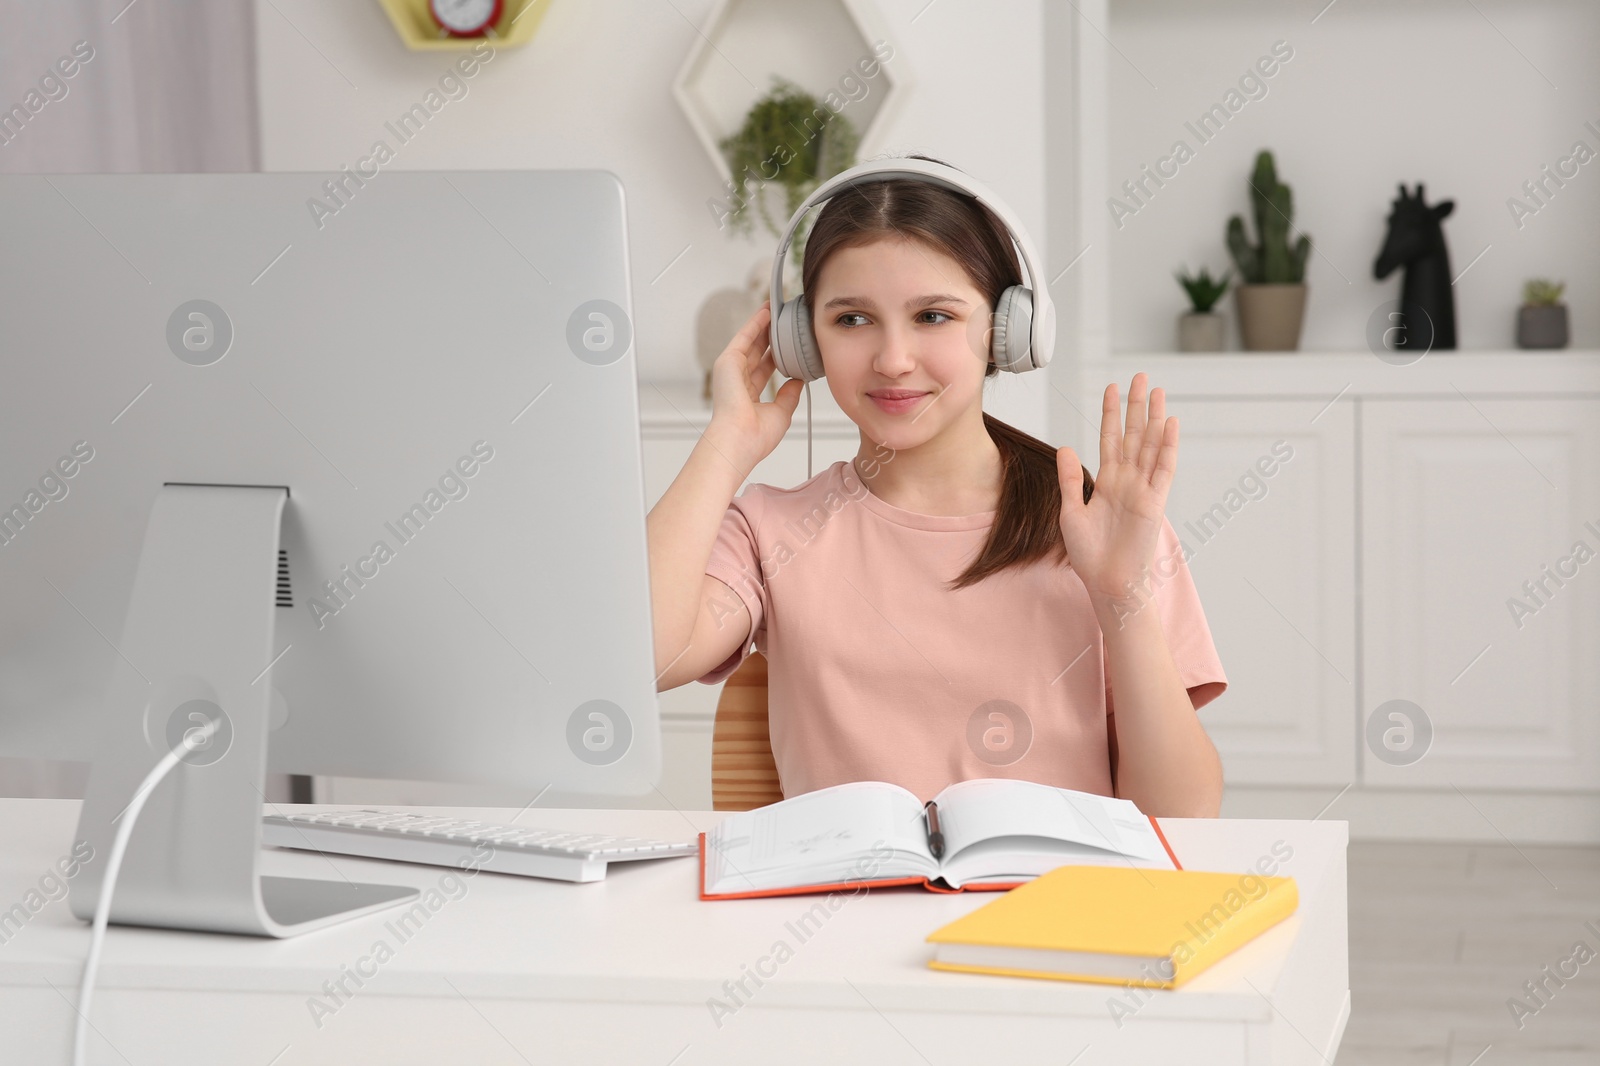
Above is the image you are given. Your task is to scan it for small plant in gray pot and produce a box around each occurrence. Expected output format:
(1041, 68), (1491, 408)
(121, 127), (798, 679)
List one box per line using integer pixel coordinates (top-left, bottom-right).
(1226, 150), (1311, 351)
(1175, 266), (1231, 351)
(1517, 279), (1568, 349)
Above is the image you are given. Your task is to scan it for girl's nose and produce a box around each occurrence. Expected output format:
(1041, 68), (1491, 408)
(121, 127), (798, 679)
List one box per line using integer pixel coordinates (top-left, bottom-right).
(873, 325), (916, 375)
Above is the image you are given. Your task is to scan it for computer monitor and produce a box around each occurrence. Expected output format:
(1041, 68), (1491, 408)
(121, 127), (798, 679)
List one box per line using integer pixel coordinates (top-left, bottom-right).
(0, 170), (660, 936)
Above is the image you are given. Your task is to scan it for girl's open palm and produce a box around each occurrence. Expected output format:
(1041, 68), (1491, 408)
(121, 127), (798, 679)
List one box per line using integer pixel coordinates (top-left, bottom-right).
(708, 300), (803, 473)
(1055, 373), (1179, 605)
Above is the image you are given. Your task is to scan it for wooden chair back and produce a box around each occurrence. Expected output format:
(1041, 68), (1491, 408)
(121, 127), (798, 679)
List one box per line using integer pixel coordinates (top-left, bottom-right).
(710, 652), (784, 811)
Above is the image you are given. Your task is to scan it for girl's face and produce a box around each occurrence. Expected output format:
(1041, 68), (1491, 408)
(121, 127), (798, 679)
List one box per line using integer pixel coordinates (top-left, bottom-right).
(810, 236), (994, 451)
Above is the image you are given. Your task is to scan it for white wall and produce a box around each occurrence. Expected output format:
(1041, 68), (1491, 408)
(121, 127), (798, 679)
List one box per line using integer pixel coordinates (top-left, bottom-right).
(254, 0), (1051, 438)
(1104, 0), (1599, 353)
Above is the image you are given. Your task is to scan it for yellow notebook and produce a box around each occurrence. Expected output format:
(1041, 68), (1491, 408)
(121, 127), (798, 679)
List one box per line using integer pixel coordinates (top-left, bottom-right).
(925, 864), (1298, 989)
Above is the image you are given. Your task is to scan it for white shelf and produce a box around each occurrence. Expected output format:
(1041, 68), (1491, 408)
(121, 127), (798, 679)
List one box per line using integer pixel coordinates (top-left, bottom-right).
(1101, 349), (1600, 396)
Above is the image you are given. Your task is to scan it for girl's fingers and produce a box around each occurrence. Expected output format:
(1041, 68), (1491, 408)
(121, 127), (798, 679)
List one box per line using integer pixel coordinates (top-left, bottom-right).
(753, 345), (774, 380)
(1122, 373), (1148, 464)
(750, 348), (776, 401)
(722, 302), (772, 397)
(1138, 386), (1165, 478)
(731, 303), (771, 360)
(1056, 445), (1085, 515)
(1150, 417), (1179, 498)
(1099, 382), (1123, 469)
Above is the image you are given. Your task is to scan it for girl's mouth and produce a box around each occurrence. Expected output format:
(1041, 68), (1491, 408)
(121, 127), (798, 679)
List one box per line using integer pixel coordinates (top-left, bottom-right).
(867, 391), (928, 414)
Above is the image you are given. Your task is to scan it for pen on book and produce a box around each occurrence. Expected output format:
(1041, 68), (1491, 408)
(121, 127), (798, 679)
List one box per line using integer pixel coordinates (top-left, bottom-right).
(923, 800), (943, 859)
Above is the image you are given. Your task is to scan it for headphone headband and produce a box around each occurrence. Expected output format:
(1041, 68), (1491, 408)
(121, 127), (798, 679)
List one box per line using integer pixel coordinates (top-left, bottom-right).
(768, 157), (1056, 369)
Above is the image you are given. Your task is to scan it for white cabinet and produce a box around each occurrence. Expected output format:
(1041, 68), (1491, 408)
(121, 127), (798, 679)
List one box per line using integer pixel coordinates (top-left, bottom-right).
(1360, 398), (1600, 790)
(1159, 399), (1356, 786)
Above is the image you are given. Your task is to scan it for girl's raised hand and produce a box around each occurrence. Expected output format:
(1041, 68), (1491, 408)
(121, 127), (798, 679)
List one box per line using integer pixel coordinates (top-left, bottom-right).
(1054, 372), (1179, 610)
(706, 300), (804, 474)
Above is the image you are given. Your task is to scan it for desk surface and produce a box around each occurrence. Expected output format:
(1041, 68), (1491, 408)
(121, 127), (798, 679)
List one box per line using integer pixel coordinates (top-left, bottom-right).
(0, 800), (1349, 1065)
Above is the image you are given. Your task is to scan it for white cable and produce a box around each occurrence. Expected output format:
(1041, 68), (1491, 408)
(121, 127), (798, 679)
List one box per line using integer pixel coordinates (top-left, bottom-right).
(805, 380), (813, 480)
(74, 716), (220, 1066)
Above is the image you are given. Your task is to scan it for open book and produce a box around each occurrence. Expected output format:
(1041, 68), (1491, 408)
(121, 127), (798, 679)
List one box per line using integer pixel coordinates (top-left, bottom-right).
(699, 778), (1181, 900)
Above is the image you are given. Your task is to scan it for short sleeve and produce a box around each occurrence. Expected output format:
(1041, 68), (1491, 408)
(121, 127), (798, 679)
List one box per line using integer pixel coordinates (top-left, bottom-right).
(1104, 516), (1228, 714)
(695, 489), (769, 685)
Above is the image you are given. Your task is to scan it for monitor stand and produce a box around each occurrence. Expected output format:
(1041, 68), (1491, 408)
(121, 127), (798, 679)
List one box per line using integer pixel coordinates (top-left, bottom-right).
(68, 484), (419, 937)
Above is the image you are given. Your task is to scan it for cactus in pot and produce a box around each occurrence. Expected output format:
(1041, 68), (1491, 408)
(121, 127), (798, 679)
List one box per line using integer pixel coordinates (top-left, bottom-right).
(1226, 150), (1311, 350)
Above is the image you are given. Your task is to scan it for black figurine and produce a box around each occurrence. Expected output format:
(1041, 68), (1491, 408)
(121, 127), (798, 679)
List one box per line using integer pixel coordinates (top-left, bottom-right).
(1374, 183), (1456, 351)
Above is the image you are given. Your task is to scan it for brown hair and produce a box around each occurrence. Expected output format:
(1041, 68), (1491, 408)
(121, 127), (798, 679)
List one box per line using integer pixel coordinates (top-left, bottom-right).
(800, 154), (1093, 590)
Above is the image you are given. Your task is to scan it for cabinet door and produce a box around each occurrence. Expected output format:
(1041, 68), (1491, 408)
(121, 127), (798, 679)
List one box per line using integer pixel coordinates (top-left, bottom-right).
(1156, 397), (1358, 785)
(1362, 397), (1600, 790)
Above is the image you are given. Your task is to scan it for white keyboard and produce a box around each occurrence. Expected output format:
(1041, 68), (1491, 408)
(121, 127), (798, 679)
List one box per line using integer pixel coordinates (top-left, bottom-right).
(262, 809), (699, 883)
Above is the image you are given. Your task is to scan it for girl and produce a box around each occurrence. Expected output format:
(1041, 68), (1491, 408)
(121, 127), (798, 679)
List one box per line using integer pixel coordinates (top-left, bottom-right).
(648, 158), (1226, 818)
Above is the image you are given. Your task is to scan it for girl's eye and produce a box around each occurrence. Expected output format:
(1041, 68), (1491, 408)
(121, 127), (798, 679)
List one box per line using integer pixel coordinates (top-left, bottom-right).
(835, 310), (954, 328)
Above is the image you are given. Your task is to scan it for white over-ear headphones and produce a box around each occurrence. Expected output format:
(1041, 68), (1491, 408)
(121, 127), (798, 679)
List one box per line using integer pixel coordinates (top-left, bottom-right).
(768, 156), (1056, 385)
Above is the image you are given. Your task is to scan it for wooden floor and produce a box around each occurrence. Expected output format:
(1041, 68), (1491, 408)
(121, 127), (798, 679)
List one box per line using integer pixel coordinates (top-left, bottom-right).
(1340, 841), (1600, 1065)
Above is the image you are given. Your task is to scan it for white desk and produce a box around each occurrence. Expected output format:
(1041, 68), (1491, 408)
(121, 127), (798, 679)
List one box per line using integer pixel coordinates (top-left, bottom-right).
(0, 800), (1348, 1065)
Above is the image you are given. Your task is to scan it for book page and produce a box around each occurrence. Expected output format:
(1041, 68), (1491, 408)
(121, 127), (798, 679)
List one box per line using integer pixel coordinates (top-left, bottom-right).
(932, 779), (1173, 874)
(939, 835), (1172, 888)
(703, 781), (935, 894)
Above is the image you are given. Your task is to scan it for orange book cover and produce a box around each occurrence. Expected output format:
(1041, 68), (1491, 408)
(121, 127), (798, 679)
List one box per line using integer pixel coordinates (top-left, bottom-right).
(697, 816), (1182, 901)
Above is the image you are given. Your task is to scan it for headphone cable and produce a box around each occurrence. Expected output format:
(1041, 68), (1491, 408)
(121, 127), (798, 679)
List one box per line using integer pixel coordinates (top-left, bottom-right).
(804, 380), (813, 480)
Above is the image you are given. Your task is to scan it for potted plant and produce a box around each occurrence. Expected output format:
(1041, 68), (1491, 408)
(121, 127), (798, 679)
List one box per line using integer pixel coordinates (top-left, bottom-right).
(1517, 278), (1568, 349)
(1175, 266), (1231, 351)
(1226, 150), (1311, 351)
(718, 76), (860, 275)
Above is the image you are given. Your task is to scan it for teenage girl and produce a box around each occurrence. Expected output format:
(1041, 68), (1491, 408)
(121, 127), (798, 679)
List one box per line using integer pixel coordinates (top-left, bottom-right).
(648, 157), (1227, 818)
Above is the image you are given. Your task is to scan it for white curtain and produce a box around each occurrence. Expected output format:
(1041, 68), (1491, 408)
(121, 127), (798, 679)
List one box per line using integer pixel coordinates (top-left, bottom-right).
(1, 0), (265, 797)
(0, 0), (259, 172)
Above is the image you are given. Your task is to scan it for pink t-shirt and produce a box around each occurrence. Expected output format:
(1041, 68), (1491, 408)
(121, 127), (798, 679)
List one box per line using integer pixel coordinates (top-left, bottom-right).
(698, 459), (1227, 804)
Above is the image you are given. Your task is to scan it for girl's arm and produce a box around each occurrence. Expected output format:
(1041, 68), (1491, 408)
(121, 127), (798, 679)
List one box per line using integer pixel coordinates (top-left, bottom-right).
(647, 302), (802, 690)
(1056, 372), (1224, 818)
(647, 433), (755, 690)
(1096, 592), (1223, 818)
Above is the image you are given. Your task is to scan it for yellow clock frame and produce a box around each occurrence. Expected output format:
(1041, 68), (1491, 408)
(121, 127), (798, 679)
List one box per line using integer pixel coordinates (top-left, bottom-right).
(376, 0), (550, 50)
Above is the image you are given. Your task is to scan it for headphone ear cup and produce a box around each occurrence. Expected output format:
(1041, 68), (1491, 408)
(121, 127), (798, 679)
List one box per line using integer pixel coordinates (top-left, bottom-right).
(990, 286), (1035, 373)
(773, 296), (824, 382)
